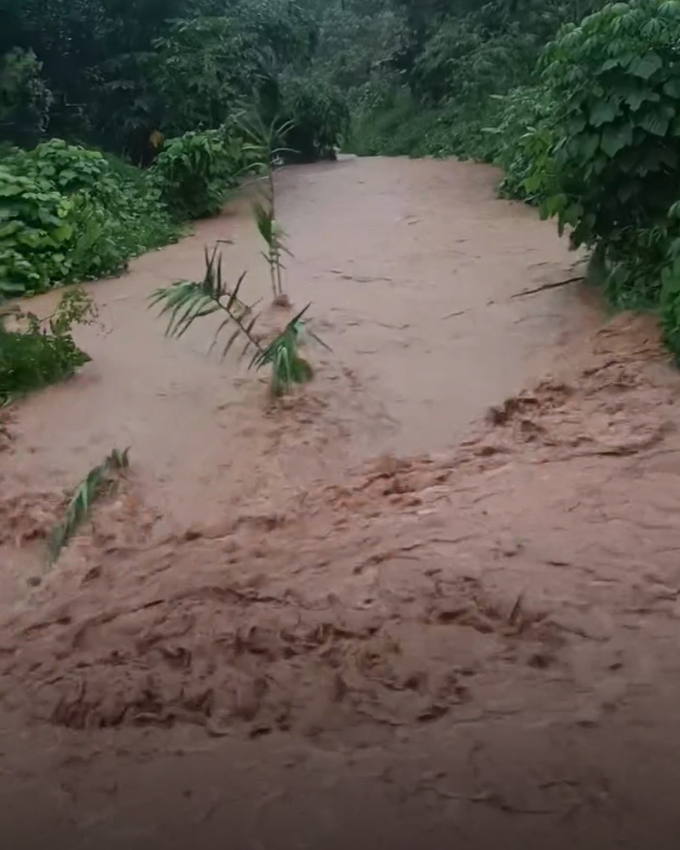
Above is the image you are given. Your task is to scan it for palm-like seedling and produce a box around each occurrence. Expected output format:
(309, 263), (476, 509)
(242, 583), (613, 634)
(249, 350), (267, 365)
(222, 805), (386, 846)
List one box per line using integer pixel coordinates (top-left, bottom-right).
(238, 113), (296, 191)
(150, 248), (327, 396)
(149, 246), (259, 360)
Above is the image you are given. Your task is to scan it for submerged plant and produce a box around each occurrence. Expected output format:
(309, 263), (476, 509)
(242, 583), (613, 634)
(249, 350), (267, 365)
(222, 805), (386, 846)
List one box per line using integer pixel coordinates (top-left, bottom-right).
(150, 248), (327, 396)
(250, 304), (315, 396)
(47, 447), (130, 565)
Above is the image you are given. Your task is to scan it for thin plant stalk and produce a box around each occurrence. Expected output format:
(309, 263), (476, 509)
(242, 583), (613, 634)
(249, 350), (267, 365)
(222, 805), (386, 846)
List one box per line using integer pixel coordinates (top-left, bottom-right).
(238, 114), (297, 301)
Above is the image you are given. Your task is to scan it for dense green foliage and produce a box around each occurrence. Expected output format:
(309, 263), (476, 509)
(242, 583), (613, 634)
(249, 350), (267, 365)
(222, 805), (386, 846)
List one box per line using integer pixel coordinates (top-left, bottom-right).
(1, 0), (354, 300)
(1, 141), (178, 297)
(541, 2), (680, 246)
(0, 47), (52, 147)
(329, 0), (680, 359)
(345, 1), (607, 160)
(524, 0), (680, 356)
(277, 76), (349, 162)
(150, 126), (244, 220)
(5, 0), (680, 361)
(0, 165), (75, 298)
(1, 0), (346, 162)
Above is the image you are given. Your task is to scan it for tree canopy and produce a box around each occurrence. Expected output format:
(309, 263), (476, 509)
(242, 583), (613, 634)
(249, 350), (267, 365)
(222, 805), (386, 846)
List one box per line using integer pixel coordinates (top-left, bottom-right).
(7, 0), (680, 361)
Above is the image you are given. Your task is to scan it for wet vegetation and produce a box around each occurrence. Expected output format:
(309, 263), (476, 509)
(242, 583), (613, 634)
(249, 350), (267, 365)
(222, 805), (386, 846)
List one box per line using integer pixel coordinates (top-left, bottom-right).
(47, 447), (130, 566)
(3, 0), (680, 402)
(341, 0), (680, 359)
(0, 288), (95, 404)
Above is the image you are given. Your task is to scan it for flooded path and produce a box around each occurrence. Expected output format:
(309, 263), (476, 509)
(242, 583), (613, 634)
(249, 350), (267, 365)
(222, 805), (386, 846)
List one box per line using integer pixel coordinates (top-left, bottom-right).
(2, 157), (591, 542)
(3, 157), (680, 850)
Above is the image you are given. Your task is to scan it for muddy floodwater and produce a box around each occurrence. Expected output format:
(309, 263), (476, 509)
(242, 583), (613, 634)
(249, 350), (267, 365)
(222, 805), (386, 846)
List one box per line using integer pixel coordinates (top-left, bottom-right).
(2, 157), (680, 850)
(2, 157), (592, 534)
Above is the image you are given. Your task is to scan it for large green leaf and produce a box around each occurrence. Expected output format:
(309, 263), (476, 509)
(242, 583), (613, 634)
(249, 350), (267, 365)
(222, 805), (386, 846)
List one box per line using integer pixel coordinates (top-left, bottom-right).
(590, 98), (620, 127)
(625, 88), (660, 111)
(638, 110), (670, 136)
(663, 78), (680, 98)
(628, 53), (663, 80)
(576, 132), (600, 160)
(600, 123), (633, 157)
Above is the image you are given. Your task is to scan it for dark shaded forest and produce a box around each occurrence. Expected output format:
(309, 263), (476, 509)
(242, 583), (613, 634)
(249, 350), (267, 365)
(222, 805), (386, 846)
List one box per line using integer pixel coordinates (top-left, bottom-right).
(4, 1), (680, 360)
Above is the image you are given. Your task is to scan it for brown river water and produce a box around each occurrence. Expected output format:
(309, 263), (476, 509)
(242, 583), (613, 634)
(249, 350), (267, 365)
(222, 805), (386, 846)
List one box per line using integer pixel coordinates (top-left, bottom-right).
(2, 156), (680, 849)
(2, 157), (590, 536)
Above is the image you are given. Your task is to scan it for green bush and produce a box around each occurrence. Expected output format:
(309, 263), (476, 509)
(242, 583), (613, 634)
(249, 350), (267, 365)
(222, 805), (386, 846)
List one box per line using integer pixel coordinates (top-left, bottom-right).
(150, 128), (240, 220)
(411, 15), (537, 107)
(18, 141), (179, 259)
(540, 0), (680, 250)
(587, 222), (677, 309)
(0, 142), (179, 297)
(349, 88), (439, 157)
(6, 140), (139, 284)
(279, 76), (349, 161)
(0, 288), (94, 403)
(520, 0), (680, 353)
(488, 85), (556, 204)
(347, 1), (571, 163)
(506, 0), (680, 344)
(0, 166), (76, 298)
(15, 139), (114, 196)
